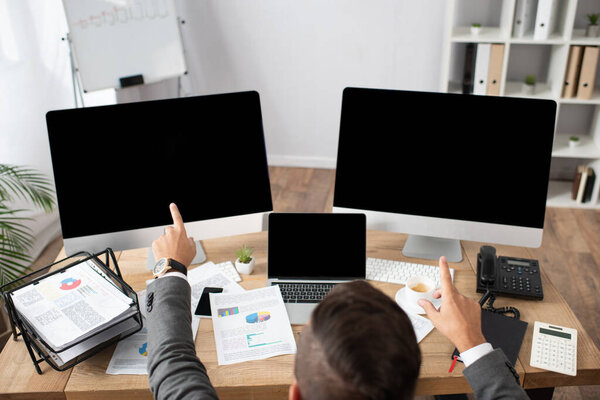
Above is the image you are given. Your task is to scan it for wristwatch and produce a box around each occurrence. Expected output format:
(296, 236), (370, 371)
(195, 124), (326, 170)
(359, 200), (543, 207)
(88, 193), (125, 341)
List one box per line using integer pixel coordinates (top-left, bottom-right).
(153, 258), (188, 278)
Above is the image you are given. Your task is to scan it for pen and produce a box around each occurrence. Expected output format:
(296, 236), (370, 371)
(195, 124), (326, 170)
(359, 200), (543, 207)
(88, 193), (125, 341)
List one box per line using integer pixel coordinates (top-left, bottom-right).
(448, 355), (458, 373)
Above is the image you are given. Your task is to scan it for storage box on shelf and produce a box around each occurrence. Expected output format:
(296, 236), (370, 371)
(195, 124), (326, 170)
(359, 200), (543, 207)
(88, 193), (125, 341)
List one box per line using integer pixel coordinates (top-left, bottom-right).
(441, 0), (600, 209)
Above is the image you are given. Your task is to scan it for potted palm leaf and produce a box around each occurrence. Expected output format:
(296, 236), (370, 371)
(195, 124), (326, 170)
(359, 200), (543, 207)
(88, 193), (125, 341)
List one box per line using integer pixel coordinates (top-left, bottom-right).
(0, 164), (55, 344)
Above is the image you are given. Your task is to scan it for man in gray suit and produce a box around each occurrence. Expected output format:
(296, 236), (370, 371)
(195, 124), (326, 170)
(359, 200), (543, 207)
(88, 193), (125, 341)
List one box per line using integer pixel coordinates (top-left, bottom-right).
(146, 203), (529, 400)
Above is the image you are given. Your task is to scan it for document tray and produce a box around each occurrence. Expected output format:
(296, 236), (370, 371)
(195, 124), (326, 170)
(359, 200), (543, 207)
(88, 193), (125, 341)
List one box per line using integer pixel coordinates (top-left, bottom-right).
(0, 248), (142, 374)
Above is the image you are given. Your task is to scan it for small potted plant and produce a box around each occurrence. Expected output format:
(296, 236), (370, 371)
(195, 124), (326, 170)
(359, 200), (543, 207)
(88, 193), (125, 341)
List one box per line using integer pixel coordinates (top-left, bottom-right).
(569, 136), (580, 148)
(586, 13), (600, 37)
(471, 23), (482, 35)
(235, 245), (255, 275)
(523, 75), (536, 95)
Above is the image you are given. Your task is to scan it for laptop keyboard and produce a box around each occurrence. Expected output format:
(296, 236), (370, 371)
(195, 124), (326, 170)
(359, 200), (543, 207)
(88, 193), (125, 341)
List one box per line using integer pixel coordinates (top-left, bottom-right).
(273, 282), (337, 303)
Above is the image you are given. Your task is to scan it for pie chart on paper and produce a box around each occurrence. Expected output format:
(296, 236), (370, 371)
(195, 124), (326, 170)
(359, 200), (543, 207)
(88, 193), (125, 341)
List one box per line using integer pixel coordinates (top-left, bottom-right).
(246, 311), (271, 324)
(59, 277), (82, 290)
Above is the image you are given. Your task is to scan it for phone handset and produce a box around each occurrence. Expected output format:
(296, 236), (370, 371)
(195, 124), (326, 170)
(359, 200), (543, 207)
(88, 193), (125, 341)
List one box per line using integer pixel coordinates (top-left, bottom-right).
(479, 245), (498, 287)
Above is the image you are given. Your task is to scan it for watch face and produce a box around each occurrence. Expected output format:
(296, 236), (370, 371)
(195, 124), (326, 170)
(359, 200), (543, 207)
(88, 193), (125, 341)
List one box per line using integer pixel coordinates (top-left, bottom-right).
(153, 258), (167, 275)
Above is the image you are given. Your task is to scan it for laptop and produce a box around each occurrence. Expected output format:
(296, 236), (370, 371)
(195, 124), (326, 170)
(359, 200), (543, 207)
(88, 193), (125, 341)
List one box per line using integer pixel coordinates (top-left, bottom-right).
(267, 212), (366, 324)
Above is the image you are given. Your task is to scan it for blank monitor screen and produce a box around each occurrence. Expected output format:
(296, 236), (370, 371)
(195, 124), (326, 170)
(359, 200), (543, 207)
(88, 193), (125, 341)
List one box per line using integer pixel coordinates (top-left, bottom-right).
(334, 88), (556, 229)
(268, 213), (366, 280)
(47, 91), (273, 240)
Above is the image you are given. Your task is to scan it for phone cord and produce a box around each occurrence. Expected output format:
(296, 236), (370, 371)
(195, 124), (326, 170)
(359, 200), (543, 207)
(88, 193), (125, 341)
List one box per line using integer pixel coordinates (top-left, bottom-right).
(479, 289), (521, 320)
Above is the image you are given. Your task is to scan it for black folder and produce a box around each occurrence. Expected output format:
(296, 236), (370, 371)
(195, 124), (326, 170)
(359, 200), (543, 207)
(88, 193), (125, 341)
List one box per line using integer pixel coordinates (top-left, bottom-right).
(462, 43), (477, 94)
(452, 310), (528, 366)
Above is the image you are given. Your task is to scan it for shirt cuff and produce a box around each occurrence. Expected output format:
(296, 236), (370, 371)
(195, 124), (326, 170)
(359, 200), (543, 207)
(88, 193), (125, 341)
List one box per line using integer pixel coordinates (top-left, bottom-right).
(158, 271), (188, 281)
(459, 342), (494, 368)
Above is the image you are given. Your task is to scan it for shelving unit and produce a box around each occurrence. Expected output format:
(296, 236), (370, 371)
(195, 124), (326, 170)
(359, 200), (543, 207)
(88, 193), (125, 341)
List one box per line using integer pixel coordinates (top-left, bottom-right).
(441, 0), (600, 209)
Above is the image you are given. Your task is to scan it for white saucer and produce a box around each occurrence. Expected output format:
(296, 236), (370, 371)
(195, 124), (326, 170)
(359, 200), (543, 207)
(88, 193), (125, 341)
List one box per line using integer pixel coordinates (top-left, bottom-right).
(395, 287), (441, 315)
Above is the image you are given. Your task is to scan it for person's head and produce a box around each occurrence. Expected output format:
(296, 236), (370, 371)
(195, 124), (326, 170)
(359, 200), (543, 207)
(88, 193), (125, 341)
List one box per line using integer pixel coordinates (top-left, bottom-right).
(291, 280), (421, 400)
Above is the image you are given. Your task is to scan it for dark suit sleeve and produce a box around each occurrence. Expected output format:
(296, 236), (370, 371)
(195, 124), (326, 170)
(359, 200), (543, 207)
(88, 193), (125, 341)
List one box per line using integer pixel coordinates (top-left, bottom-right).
(463, 348), (529, 400)
(146, 276), (219, 400)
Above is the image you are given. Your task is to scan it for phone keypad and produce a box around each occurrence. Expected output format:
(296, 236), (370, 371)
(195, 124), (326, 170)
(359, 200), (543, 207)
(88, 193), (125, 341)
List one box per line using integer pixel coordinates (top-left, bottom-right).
(478, 256), (543, 300)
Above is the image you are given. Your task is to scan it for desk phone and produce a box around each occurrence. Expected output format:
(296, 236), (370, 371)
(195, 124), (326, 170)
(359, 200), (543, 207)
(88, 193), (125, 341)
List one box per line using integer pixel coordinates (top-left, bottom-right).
(530, 321), (577, 376)
(476, 246), (543, 300)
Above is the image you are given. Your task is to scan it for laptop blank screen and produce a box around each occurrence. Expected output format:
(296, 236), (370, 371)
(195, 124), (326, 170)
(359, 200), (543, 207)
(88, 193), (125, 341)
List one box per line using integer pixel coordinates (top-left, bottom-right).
(268, 213), (366, 280)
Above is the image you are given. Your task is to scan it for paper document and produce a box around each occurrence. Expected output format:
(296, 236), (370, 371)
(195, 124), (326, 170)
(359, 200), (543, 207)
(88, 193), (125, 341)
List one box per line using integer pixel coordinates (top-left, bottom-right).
(106, 325), (149, 375)
(110, 262), (246, 375)
(188, 262), (246, 316)
(406, 312), (434, 343)
(49, 317), (140, 367)
(11, 260), (135, 350)
(140, 262), (245, 341)
(210, 285), (297, 365)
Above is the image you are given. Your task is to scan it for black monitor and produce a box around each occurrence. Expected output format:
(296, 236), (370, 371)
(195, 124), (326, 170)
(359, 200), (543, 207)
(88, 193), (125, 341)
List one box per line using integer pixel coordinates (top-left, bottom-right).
(47, 91), (273, 265)
(333, 87), (556, 262)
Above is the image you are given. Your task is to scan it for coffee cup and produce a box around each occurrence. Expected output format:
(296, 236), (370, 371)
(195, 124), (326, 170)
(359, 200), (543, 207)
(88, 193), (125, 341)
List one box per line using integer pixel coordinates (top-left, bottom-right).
(404, 275), (436, 307)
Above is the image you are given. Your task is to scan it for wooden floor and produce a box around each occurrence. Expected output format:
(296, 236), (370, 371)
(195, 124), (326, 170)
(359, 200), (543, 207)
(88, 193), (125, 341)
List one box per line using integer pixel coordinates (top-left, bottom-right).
(26, 166), (600, 399)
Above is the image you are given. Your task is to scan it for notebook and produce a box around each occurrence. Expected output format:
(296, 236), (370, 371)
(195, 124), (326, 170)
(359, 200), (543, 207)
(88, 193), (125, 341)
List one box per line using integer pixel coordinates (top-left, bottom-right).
(452, 310), (528, 366)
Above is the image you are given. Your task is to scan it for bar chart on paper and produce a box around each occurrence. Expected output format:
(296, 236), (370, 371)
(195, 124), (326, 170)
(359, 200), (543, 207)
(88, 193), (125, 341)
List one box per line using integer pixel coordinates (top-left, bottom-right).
(247, 332), (282, 348)
(218, 307), (239, 317)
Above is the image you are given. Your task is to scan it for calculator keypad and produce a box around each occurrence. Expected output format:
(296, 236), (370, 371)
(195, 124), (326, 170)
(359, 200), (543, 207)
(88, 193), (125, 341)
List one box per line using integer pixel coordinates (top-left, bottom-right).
(530, 322), (577, 376)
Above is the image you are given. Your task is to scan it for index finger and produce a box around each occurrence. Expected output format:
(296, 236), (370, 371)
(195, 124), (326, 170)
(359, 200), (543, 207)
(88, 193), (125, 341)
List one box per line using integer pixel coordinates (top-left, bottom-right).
(438, 256), (454, 295)
(169, 203), (185, 230)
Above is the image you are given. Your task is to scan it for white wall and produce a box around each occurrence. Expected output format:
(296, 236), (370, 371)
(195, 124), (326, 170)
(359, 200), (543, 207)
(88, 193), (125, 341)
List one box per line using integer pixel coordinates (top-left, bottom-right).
(0, 0), (72, 181)
(0, 0), (74, 257)
(120, 0), (448, 168)
(2, 0), (448, 174)
(0, 0), (115, 187)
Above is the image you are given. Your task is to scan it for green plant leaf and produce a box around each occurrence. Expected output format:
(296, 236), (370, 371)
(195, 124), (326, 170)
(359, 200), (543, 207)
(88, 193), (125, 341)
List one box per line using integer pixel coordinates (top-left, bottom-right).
(0, 163), (56, 287)
(236, 245), (253, 263)
(0, 164), (56, 212)
(0, 247), (32, 286)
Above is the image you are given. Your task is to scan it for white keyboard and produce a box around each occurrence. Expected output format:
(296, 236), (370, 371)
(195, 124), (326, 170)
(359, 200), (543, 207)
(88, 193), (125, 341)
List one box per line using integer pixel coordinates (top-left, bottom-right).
(366, 257), (454, 288)
(215, 261), (242, 282)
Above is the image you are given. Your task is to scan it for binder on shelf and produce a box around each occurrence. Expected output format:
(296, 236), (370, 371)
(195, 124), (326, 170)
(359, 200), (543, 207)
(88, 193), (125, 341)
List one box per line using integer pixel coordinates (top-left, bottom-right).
(562, 46), (584, 98)
(462, 43), (477, 94)
(473, 43), (491, 95)
(572, 165), (586, 200)
(0, 249), (142, 374)
(576, 167), (589, 204)
(533, 0), (559, 41)
(487, 44), (505, 96)
(576, 46), (599, 100)
(513, 0), (536, 38)
(583, 168), (596, 203)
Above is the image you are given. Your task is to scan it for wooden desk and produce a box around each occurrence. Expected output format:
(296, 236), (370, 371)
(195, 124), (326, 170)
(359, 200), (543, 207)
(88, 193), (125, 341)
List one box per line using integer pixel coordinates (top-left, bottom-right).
(1, 231), (599, 399)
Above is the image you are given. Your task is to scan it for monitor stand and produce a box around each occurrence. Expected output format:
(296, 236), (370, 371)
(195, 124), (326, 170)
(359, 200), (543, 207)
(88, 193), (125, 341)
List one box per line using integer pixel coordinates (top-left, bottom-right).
(145, 240), (207, 270)
(402, 234), (463, 263)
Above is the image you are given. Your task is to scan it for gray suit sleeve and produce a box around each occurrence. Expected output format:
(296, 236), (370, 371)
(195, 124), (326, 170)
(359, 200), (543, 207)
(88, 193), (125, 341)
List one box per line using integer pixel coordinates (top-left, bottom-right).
(463, 348), (529, 400)
(146, 276), (219, 400)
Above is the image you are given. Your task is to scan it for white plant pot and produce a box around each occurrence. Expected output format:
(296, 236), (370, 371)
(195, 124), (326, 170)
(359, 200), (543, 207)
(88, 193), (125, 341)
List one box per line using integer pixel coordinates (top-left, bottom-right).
(522, 83), (535, 96)
(569, 139), (580, 148)
(471, 26), (481, 35)
(586, 25), (600, 37)
(235, 257), (255, 275)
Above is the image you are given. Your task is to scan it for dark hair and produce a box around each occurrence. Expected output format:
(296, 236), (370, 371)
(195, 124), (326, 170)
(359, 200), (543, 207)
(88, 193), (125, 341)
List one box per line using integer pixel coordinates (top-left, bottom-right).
(294, 280), (421, 400)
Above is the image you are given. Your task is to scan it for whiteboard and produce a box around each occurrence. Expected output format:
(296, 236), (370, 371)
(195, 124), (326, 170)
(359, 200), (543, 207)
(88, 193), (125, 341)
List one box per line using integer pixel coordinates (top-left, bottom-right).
(62, 0), (186, 92)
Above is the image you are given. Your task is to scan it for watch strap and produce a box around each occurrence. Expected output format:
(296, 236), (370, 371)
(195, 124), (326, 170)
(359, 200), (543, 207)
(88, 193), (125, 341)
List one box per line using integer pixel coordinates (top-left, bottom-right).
(167, 258), (188, 275)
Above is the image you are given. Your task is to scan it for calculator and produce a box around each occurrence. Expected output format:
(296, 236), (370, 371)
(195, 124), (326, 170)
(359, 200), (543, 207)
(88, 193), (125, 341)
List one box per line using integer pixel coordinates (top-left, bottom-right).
(530, 321), (577, 376)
